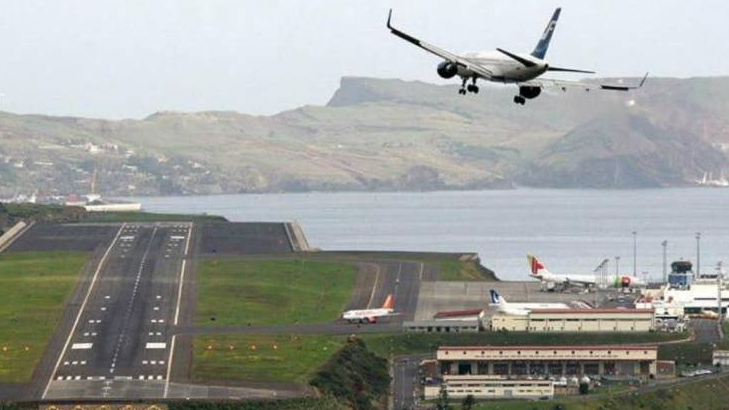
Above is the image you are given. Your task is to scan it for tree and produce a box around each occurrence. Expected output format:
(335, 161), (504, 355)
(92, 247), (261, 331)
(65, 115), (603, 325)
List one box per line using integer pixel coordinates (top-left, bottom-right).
(461, 394), (476, 410)
(436, 384), (451, 410)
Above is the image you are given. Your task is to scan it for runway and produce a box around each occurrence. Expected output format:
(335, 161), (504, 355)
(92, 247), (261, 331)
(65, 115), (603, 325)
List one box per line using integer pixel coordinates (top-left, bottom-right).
(193, 222), (294, 255)
(42, 222), (192, 400)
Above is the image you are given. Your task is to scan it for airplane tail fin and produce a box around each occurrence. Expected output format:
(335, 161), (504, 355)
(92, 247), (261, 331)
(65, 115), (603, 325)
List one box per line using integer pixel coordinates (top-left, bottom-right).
(489, 289), (508, 305)
(527, 254), (549, 276)
(382, 294), (394, 310)
(531, 8), (561, 59)
(489, 289), (501, 305)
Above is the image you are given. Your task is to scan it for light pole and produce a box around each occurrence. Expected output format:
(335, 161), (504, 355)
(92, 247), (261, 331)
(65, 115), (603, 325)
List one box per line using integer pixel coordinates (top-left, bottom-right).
(662, 240), (668, 283)
(615, 256), (620, 277)
(632, 231), (637, 277)
(695, 232), (701, 276)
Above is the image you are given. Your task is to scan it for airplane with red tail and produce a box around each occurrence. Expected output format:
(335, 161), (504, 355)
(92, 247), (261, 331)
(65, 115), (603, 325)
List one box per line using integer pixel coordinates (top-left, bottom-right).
(342, 294), (399, 324)
(527, 254), (645, 290)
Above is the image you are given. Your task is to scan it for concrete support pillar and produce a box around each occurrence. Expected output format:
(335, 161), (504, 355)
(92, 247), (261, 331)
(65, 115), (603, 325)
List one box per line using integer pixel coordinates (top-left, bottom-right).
(599, 362), (605, 374)
(526, 362), (531, 375)
(507, 362), (512, 376)
(544, 362), (549, 374)
(580, 362), (585, 375)
(487, 362), (494, 375)
(561, 362), (566, 376)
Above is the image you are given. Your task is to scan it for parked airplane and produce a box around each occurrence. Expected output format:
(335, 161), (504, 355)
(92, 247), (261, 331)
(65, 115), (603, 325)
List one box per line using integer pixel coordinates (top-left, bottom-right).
(342, 294), (398, 324)
(488, 289), (569, 316)
(386, 8), (648, 105)
(527, 254), (645, 289)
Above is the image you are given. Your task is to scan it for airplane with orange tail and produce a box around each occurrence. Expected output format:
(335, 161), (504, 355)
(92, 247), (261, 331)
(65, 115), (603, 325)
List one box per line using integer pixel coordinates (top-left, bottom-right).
(342, 294), (399, 324)
(528, 254), (645, 290)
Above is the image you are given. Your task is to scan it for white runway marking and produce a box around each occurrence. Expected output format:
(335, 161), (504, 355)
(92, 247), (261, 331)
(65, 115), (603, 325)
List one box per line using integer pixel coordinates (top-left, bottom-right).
(146, 342), (167, 349)
(109, 226), (158, 375)
(71, 343), (92, 350)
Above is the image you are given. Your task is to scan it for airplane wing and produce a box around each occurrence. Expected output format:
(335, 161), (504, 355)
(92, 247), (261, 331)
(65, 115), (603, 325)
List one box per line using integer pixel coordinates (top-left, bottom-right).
(387, 10), (493, 80)
(519, 73), (649, 92)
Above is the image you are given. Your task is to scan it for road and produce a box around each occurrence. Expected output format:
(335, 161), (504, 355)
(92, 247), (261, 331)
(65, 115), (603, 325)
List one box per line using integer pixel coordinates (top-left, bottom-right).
(42, 222), (192, 400)
(392, 355), (425, 410)
(691, 318), (721, 343)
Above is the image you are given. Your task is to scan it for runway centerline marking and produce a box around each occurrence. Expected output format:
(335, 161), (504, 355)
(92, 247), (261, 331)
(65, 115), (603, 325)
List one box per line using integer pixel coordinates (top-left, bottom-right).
(42, 223), (126, 399)
(109, 226), (158, 374)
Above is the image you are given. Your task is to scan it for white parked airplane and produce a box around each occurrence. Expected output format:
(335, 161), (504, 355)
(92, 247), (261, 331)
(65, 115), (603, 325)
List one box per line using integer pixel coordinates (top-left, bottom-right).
(528, 254), (645, 289)
(488, 289), (569, 316)
(387, 8), (648, 105)
(342, 294), (398, 324)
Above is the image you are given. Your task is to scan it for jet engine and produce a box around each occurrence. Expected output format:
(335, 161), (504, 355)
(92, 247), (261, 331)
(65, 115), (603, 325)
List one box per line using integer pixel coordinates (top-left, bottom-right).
(437, 61), (458, 79)
(620, 276), (631, 287)
(519, 86), (542, 99)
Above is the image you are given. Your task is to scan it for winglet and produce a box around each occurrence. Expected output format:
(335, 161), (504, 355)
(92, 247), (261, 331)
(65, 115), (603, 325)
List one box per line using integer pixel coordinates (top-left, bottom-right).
(387, 9), (393, 29)
(639, 72), (649, 87)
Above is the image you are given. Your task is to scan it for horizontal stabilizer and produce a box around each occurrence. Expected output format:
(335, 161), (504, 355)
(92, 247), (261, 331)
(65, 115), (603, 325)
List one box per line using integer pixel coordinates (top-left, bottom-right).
(547, 66), (595, 74)
(496, 48), (537, 67)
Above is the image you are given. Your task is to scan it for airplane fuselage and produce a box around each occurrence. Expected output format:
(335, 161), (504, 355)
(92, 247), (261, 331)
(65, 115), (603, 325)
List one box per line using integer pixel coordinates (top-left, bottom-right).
(342, 308), (393, 323)
(457, 51), (548, 83)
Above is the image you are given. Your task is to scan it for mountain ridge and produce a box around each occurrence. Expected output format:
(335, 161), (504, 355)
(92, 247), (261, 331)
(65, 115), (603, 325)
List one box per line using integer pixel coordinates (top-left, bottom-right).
(0, 76), (727, 197)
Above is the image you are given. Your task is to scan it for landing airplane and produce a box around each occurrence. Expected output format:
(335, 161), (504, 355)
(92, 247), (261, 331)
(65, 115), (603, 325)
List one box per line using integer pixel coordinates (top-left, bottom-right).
(386, 8), (648, 105)
(342, 294), (398, 324)
(488, 289), (569, 316)
(528, 254), (645, 289)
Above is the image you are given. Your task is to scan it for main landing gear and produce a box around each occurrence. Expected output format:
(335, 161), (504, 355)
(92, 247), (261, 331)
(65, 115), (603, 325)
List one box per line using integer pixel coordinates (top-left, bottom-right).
(459, 78), (479, 95)
(513, 95), (526, 105)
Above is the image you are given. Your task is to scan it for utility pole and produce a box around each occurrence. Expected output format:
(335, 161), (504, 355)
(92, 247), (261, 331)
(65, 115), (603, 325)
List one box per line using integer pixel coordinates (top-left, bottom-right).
(615, 256), (620, 277)
(632, 231), (637, 277)
(695, 232), (701, 277)
(718, 264), (723, 322)
(662, 240), (668, 284)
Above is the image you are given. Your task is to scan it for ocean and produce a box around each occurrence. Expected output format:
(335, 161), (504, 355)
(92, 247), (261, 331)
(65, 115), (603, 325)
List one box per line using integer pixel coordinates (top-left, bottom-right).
(126, 188), (729, 281)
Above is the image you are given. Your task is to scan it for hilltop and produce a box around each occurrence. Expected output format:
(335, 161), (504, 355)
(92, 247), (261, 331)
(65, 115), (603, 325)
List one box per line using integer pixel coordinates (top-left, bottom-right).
(0, 76), (728, 196)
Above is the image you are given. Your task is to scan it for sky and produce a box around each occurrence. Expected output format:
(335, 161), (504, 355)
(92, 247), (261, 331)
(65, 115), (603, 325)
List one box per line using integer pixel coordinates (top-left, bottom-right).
(0, 0), (727, 119)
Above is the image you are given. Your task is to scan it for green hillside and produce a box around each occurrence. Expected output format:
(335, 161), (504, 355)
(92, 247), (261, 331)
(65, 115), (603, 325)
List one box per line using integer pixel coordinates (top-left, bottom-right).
(0, 76), (728, 196)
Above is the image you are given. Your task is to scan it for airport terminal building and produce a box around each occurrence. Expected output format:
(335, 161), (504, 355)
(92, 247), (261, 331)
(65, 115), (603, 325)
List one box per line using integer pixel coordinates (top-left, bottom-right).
(424, 345), (667, 400)
(437, 345), (660, 377)
(490, 308), (655, 332)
